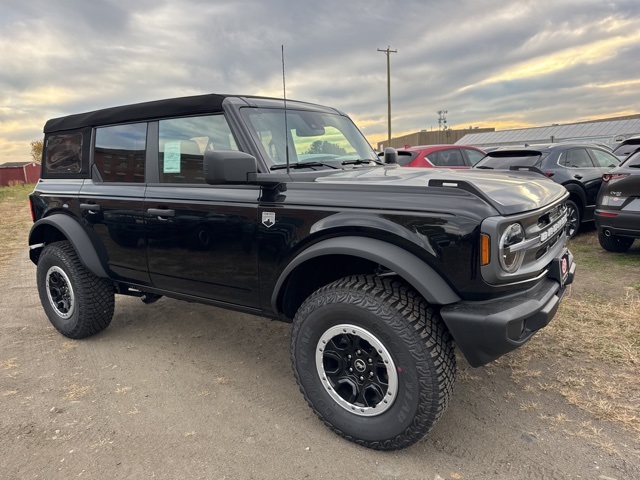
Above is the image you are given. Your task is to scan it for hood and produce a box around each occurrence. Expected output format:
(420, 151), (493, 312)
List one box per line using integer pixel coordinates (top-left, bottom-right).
(314, 166), (568, 215)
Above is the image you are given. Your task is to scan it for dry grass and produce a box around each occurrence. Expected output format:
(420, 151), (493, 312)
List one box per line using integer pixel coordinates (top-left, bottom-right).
(0, 184), (34, 271)
(507, 233), (640, 440)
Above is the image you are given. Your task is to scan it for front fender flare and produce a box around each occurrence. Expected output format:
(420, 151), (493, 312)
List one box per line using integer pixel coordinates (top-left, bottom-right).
(271, 236), (461, 312)
(29, 214), (109, 278)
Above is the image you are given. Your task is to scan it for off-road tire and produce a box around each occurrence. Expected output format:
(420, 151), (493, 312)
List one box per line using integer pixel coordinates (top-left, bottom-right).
(290, 274), (456, 450)
(36, 241), (114, 338)
(598, 230), (634, 252)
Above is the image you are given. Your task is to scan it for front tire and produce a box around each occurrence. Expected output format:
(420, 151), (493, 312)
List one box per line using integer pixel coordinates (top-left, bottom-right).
(36, 241), (114, 338)
(290, 275), (456, 450)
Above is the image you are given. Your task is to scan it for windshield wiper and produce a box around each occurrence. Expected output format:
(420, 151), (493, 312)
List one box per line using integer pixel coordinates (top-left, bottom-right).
(341, 158), (384, 166)
(270, 161), (340, 171)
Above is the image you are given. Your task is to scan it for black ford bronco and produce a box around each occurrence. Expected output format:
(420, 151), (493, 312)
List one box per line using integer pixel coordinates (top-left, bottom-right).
(29, 93), (575, 450)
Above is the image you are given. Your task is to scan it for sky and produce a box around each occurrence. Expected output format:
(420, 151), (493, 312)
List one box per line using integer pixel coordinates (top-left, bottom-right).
(1, 0), (640, 163)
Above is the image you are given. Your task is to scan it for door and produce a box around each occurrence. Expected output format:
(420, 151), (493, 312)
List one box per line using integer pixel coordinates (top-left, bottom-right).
(78, 122), (150, 284)
(144, 114), (261, 308)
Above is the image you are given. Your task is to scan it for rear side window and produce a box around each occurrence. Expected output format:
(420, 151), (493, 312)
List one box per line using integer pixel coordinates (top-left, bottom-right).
(44, 133), (83, 174)
(94, 123), (147, 183)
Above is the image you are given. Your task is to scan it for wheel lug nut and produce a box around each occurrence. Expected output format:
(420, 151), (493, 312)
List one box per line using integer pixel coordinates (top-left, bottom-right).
(359, 376), (364, 381)
(349, 368), (353, 372)
(357, 350), (361, 355)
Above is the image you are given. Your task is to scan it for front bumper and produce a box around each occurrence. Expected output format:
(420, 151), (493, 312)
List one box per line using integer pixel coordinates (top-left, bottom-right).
(440, 250), (576, 367)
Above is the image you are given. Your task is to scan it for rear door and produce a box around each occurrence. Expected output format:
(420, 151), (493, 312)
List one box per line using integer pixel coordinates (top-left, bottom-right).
(144, 114), (261, 308)
(78, 122), (150, 285)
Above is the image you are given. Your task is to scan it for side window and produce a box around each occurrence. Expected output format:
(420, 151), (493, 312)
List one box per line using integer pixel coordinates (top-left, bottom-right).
(589, 149), (620, 169)
(465, 149), (485, 166)
(158, 115), (238, 184)
(425, 152), (438, 166)
(94, 123), (147, 183)
(432, 149), (465, 167)
(44, 133), (83, 174)
(564, 149), (594, 168)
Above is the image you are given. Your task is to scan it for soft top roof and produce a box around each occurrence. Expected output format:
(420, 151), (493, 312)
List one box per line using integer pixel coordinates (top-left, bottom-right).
(44, 93), (230, 133)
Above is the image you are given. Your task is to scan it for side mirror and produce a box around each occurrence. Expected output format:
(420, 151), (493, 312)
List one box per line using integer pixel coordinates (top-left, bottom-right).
(203, 150), (258, 185)
(383, 147), (398, 165)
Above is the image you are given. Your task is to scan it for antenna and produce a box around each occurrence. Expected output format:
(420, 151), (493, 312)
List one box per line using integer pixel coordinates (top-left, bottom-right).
(282, 45), (290, 174)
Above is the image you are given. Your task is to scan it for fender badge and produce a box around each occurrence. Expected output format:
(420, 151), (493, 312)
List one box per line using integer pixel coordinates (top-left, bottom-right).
(262, 212), (275, 228)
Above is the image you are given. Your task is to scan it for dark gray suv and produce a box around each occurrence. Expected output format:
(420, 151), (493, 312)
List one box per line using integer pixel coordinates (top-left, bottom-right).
(474, 143), (621, 237)
(595, 149), (640, 251)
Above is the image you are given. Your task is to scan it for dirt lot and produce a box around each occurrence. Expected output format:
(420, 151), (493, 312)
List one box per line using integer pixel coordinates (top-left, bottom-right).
(1, 186), (639, 479)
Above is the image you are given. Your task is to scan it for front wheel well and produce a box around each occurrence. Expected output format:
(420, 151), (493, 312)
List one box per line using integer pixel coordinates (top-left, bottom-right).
(279, 255), (379, 319)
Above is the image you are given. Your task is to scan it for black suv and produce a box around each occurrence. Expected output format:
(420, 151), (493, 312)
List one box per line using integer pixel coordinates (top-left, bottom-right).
(29, 93), (575, 450)
(595, 149), (640, 252)
(474, 144), (621, 237)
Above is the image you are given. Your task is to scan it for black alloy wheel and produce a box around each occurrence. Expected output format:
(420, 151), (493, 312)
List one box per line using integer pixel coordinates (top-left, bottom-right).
(565, 200), (581, 238)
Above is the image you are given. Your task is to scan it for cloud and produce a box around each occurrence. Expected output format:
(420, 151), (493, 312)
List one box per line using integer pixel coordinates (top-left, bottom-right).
(1, 0), (640, 161)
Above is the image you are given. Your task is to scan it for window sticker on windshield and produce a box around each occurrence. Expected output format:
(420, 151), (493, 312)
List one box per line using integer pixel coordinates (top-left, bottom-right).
(164, 141), (181, 173)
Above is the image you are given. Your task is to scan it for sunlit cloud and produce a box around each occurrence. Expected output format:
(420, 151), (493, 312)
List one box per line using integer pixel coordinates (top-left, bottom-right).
(459, 31), (640, 92)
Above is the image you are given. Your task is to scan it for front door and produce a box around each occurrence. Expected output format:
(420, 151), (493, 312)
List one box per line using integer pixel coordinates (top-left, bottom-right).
(143, 114), (261, 308)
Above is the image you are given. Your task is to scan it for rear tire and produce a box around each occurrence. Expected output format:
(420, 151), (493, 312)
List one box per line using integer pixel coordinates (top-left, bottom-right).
(36, 241), (114, 338)
(290, 275), (456, 450)
(598, 231), (634, 252)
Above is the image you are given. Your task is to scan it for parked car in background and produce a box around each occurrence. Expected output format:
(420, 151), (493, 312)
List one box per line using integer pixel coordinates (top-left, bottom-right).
(394, 144), (486, 168)
(474, 143), (621, 237)
(595, 150), (640, 252)
(611, 135), (640, 160)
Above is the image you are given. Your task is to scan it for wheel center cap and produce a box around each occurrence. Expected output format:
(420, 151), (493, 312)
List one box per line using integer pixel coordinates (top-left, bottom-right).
(354, 358), (367, 373)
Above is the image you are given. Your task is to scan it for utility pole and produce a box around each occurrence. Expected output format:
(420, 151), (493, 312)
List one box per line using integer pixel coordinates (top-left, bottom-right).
(437, 110), (448, 143)
(378, 46), (397, 146)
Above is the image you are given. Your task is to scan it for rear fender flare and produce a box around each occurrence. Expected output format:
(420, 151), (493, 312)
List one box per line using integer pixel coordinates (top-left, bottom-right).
(271, 236), (461, 313)
(29, 214), (109, 278)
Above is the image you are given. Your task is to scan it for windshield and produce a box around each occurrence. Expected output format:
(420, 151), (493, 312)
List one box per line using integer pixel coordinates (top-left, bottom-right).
(240, 107), (378, 168)
(475, 152), (542, 169)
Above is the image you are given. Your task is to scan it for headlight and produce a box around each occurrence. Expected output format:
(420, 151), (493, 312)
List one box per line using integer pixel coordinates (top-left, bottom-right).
(499, 223), (525, 273)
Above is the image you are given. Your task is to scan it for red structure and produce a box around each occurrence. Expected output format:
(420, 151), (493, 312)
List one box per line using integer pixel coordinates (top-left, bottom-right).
(0, 162), (40, 186)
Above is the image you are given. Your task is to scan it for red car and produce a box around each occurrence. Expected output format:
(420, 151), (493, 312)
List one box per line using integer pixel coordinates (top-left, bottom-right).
(396, 144), (486, 168)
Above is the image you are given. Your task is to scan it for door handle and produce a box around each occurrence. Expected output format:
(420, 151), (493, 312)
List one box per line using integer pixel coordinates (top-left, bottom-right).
(147, 208), (175, 218)
(573, 174), (583, 180)
(80, 203), (101, 213)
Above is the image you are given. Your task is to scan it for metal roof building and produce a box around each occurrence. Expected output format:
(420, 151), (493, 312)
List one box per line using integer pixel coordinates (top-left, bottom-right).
(455, 116), (640, 148)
